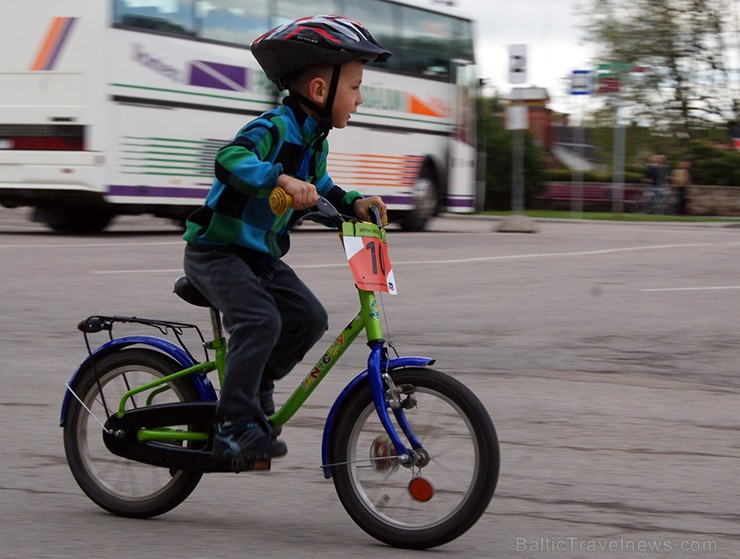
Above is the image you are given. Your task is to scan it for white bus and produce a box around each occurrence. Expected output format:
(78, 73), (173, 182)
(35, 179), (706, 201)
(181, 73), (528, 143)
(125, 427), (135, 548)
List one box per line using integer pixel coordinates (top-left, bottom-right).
(0, 0), (477, 232)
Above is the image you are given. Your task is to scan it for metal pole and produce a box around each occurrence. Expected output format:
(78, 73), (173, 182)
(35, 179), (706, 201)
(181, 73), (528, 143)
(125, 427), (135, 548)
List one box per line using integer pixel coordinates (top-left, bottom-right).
(573, 96), (585, 218)
(512, 128), (525, 212)
(612, 92), (625, 214)
(511, 88), (525, 213)
(476, 82), (489, 212)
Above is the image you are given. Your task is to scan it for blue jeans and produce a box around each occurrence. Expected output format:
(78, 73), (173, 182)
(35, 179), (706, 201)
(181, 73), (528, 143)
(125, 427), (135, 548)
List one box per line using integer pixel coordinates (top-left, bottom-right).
(183, 244), (328, 423)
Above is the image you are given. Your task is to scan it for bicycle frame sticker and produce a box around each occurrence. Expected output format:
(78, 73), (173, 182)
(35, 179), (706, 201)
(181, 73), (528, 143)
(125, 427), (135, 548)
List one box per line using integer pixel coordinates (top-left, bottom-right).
(342, 222), (397, 295)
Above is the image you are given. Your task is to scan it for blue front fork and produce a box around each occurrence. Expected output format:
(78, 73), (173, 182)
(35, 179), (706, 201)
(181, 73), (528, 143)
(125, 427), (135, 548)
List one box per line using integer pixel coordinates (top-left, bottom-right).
(321, 343), (433, 478)
(366, 343), (424, 457)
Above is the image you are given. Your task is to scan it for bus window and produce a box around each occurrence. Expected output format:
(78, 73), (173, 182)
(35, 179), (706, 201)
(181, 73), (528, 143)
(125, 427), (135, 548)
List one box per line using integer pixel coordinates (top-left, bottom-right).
(340, 0), (401, 72)
(196, 0), (269, 46)
(452, 18), (475, 63)
(273, 0), (339, 27)
(399, 6), (455, 79)
(114, 0), (196, 36)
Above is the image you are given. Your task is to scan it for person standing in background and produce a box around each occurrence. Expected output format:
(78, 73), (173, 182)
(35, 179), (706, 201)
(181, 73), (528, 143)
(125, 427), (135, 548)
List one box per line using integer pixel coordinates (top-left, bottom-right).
(671, 160), (691, 215)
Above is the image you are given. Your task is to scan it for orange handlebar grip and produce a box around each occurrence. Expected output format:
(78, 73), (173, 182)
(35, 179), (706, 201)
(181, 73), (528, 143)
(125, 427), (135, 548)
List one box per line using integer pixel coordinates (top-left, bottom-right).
(269, 188), (293, 215)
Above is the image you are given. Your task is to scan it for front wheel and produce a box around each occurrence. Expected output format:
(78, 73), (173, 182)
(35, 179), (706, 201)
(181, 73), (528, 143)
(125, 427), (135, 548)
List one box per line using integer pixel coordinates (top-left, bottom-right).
(63, 348), (204, 517)
(328, 368), (499, 549)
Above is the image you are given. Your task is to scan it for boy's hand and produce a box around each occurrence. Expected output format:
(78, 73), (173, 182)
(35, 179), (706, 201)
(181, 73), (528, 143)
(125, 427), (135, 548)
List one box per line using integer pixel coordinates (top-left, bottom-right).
(279, 175), (318, 210)
(354, 196), (387, 225)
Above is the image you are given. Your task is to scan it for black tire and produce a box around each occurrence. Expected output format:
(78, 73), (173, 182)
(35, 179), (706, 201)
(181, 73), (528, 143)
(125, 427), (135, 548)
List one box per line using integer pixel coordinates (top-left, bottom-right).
(63, 348), (204, 517)
(328, 368), (499, 549)
(401, 165), (439, 232)
(34, 206), (113, 233)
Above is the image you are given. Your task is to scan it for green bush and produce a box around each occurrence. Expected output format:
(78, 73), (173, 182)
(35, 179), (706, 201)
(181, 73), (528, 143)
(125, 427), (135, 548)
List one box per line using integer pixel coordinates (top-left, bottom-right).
(482, 128), (546, 210)
(689, 142), (740, 186)
(478, 95), (547, 210)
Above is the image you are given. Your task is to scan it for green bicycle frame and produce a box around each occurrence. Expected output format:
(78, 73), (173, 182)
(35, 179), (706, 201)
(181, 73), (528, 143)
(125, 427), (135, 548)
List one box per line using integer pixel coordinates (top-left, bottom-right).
(119, 278), (384, 444)
(270, 289), (381, 427)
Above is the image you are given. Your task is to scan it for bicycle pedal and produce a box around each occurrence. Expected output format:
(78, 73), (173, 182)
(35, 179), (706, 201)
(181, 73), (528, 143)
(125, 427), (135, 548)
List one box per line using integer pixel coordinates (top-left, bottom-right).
(251, 458), (271, 471)
(230, 457), (272, 473)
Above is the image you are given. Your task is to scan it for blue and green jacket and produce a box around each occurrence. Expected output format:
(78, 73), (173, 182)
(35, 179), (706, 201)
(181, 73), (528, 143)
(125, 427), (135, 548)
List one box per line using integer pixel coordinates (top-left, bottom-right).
(184, 96), (363, 261)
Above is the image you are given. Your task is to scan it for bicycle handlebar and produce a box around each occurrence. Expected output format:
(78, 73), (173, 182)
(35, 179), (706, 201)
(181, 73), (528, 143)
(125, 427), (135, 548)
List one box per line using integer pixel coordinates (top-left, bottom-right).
(367, 204), (383, 228)
(269, 187), (385, 228)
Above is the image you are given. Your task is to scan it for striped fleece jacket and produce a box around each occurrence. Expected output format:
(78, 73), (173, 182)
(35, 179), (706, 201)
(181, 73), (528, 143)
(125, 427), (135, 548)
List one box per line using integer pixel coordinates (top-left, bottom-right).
(183, 96), (363, 262)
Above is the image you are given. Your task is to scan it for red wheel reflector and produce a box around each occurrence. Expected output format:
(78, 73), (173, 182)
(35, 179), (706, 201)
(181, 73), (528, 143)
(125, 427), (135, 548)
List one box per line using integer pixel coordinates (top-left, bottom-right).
(408, 477), (434, 502)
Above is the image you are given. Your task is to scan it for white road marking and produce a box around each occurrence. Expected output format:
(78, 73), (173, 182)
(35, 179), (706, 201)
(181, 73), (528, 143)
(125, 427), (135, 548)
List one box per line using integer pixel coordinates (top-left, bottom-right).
(3, 238), (735, 275)
(640, 286), (740, 292)
(0, 240), (182, 250)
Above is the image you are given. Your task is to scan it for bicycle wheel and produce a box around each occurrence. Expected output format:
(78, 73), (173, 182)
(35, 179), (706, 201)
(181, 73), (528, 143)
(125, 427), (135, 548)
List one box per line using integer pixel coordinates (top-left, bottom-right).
(328, 367), (499, 549)
(63, 348), (205, 517)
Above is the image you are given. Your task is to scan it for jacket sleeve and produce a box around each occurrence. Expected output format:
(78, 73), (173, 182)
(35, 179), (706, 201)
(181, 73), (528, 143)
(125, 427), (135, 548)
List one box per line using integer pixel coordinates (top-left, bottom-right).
(314, 141), (363, 217)
(214, 122), (283, 195)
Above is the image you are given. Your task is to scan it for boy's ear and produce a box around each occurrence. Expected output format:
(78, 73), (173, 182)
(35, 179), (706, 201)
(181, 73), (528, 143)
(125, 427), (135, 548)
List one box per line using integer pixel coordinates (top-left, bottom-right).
(307, 77), (328, 105)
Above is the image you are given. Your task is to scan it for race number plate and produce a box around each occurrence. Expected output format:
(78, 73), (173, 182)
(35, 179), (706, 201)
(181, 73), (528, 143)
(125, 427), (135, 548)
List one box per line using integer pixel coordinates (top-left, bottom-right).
(342, 222), (397, 295)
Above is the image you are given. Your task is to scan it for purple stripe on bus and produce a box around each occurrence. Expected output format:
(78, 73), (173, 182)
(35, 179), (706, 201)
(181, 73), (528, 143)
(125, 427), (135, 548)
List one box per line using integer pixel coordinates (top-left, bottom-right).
(188, 60), (247, 91)
(108, 185), (207, 199)
(45, 18), (77, 70)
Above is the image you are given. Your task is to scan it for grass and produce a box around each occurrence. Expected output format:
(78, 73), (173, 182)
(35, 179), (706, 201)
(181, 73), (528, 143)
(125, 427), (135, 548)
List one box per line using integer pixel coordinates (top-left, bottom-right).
(480, 210), (740, 223)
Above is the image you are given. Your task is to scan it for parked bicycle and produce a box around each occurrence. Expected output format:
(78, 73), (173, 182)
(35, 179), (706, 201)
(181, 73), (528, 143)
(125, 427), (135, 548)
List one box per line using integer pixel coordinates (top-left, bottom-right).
(637, 185), (673, 214)
(60, 190), (500, 549)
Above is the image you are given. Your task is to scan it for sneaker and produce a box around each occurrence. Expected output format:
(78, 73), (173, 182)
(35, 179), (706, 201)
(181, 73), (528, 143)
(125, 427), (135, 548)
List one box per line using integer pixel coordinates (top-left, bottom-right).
(211, 421), (287, 460)
(260, 388), (282, 437)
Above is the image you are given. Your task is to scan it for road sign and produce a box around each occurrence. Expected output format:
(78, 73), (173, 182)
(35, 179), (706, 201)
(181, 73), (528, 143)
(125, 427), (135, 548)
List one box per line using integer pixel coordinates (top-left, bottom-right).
(594, 62), (649, 94)
(505, 105), (528, 130)
(570, 70), (592, 95)
(596, 77), (621, 94)
(508, 44), (527, 84)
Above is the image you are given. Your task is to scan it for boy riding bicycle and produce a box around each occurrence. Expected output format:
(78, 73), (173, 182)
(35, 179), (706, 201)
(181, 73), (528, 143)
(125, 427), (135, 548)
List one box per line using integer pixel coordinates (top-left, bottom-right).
(182, 16), (391, 462)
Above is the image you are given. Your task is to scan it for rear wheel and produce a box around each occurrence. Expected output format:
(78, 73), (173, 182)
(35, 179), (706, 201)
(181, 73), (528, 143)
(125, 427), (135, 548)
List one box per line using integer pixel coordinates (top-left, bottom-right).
(329, 368), (499, 549)
(63, 348), (204, 517)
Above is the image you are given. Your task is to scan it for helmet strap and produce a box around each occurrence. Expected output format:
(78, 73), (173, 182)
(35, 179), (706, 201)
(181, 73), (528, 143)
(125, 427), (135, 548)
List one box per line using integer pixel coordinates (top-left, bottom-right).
(321, 64), (341, 130)
(288, 65), (341, 149)
(311, 65), (341, 148)
(290, 90), (324, 119)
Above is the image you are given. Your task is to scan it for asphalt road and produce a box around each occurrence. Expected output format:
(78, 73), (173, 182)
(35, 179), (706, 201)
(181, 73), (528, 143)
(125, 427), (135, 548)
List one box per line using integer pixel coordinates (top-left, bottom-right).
(1, 207), (738, 558)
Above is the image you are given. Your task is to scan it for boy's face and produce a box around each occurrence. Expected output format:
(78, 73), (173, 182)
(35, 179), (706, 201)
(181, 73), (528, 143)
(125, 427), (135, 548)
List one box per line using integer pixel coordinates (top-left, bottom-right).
(330, 60), (364, 129)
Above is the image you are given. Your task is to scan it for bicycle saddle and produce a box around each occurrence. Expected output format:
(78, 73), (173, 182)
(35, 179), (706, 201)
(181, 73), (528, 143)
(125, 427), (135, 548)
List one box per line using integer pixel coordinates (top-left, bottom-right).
(174, 276), (214, 308)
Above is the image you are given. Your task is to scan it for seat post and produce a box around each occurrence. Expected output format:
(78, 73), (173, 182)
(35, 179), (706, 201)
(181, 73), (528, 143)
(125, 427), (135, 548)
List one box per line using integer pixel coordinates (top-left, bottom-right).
(209, 307), (223, 340)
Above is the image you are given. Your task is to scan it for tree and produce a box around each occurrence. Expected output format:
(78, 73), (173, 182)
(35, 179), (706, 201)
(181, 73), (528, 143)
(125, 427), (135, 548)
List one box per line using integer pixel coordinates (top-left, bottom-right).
(582, 0), (740, 143)
(478, 95), (546, 210)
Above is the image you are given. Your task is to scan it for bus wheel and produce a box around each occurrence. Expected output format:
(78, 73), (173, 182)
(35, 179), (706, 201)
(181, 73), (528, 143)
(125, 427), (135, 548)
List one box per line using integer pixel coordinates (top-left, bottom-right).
(402, 166), (438, 232)
(34, 206), (113, 233)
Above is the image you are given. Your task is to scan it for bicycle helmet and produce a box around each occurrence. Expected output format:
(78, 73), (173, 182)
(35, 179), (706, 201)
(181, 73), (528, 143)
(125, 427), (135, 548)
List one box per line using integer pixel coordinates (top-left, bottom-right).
(251, 15), (391, 135)
(251, 15), (391, 89)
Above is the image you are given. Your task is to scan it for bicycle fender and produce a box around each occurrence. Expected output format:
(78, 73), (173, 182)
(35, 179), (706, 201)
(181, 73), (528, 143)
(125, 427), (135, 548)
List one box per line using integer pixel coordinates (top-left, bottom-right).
(59, 335), (217, 426)
(321, 356), (434, 478)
